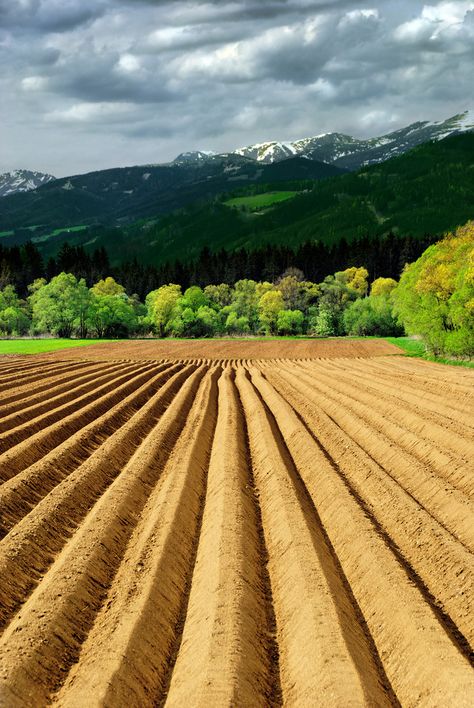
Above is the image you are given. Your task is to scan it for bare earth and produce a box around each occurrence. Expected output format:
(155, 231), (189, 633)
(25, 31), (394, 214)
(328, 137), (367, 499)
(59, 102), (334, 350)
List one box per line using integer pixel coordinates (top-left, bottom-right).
(33, 337), (402, 360)
(0, 342), (473, 706)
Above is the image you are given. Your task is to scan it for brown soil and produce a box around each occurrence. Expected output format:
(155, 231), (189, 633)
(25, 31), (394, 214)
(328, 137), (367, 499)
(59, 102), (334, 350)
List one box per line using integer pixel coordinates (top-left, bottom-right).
(32, 337), (402, 360)
(0, 353), (473, 706)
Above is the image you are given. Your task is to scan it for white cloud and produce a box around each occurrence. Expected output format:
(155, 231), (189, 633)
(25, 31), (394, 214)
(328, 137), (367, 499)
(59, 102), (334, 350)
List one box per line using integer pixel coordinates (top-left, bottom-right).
(394, 1), (474, 42)
(45, 101), (133, 123)
(359, 109), (399, 130)
(21, 75), (48, 90)
(117, 53), (140, 73)
(342, 8), (379, 23)
(422, 1), (474, 23)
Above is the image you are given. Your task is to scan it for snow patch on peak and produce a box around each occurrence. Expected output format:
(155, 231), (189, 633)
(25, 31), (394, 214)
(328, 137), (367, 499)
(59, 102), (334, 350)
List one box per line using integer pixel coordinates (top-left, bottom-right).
(172, 150), (216, 164)
(0, 169), (56, 197)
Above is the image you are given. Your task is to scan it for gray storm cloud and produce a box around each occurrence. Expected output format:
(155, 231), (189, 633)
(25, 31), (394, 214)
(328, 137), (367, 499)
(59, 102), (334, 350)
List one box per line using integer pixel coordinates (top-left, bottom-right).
(1, 0), (473, 175)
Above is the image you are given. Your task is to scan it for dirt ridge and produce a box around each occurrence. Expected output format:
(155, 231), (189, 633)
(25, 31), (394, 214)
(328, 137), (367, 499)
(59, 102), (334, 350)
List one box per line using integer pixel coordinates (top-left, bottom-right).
(0, 352), (473, 706)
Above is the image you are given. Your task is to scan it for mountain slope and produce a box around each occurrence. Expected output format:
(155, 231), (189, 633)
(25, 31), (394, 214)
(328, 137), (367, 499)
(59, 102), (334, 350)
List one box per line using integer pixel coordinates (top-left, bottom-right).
(102, 132), (474, 266)
(0, 170), (55, 197)
(216, 111), (474, 169)
(0, 156), (344, 233)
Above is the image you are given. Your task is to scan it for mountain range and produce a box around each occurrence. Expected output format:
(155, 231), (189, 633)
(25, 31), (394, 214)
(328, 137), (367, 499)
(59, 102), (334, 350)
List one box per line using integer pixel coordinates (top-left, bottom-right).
(3, 131), (471, 269)
(1, 110), (472, 200)
(173, 110), (474, 169)
(0, 169), (55, 198)
(0, 112), (473, 267)
(105, 132), (474, 267)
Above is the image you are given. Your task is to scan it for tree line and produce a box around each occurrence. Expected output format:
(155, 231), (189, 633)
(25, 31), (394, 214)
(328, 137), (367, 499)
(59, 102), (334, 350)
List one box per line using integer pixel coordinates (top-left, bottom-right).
(0, 224), (471, 357)
(0, 266), (402, 340)
(0, 231), (438, 301)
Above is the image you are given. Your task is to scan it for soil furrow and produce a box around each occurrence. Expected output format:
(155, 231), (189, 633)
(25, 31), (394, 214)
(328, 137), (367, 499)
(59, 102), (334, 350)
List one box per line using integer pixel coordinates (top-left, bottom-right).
(0, 364), (194, 630)
(0, 361), (122, 419)
(0, 363), (177, 539)
(261, 364), (474, 656)
(307, 357), (474, 438)
(0, 360), (92, 392)
(0, 365), (207, 706)
(0, 361), (106, 407)
(297, 361), (474, 497)
(53, 367), (220, 707)
(332, 358), (474, 416)
(375, 356), (474, 385)
(235, 367), (395, 706)
(163, 367), (276, 707)
(249, 365), (474, 706)
(293, 362), (474, 514)
(0, 361), (133, 432)
(0, 364), (160, 481)
(0, 349), (471, 706)
(0, 362), (145, 450)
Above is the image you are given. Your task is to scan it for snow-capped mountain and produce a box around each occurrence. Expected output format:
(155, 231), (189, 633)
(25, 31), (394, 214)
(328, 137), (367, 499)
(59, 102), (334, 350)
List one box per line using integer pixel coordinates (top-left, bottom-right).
(233, 141), (299, 162)
(172, 150), (217, 165)
(0, 169), (56, 197)
(179, 111), (474, 171)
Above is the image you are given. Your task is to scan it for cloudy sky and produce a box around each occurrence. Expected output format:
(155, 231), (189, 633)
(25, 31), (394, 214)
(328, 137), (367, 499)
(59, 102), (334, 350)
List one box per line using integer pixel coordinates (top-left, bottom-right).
(1, 0), (473, 176)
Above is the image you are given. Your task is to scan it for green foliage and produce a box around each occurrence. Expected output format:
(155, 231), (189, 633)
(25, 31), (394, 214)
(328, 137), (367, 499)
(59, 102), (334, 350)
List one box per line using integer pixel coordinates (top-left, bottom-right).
(343, 294), (403, 336)
(204, 284), (232, 308)
(0, 285), (31, 335)
(371, 277), (398, 297)
(146, 284), (182, 337)
(4, 225), (471, 357)
(88, 277), (139, 337)
(258, 290), (284, 334)
(277, 309), (304, 335)
(224, 311), (250, 335)
(393, 222), (474, 356)
(104, 133), (474, 267)
(4, 134), (474, 270)
(315, 269), (365, 336)
(384, 337), (426, 357)
(385, 337), (474, 367)
(225, 191), (298, 210)
(29, 272), (90, 338)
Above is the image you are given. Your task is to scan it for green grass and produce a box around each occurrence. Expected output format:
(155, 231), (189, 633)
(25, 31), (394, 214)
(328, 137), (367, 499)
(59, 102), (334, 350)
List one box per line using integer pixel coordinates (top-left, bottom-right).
(386, 336), (474, 368)
(224, 191), (298, 210)
(0, 339), (112, 355)
(32, 225), (88, 244)
(386, 336), (426, 357)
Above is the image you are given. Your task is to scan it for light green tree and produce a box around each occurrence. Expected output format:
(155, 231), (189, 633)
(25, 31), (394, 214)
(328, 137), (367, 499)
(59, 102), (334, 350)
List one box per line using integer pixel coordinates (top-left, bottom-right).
(335, 267), (369, 297)
(277, 309), (304, 335)
(29, 272), (90, 338)
(224, 310), (250, 335)
(231, 279), (259, 330)
(204, 284), (232, 308)
(0, 285), (31, 335)
(393, 222), (474, 355)
(258, 290), (284, 334)
(180, 286), (209, 312)
(370, 277), (398, 297)
(89, 277), (138, 337)
(146, 284), (182, 337)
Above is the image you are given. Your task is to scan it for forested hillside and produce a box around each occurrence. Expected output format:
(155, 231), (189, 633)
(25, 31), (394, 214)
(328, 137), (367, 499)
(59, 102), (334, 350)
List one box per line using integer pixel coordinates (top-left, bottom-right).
(0, 156), (343, 234)
(1, 134), (472, 271)
(116, 133), (473, 266)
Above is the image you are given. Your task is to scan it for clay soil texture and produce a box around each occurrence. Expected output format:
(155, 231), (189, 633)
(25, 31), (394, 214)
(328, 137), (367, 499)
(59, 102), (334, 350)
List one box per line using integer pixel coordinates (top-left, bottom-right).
(32, 337), (401, 361)
(0, 346), (473, 706)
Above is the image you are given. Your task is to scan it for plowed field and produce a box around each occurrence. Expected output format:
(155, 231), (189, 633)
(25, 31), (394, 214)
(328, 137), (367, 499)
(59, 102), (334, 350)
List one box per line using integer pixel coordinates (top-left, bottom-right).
(0, 350), (473, 706)
(31, 337), (401, 360)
